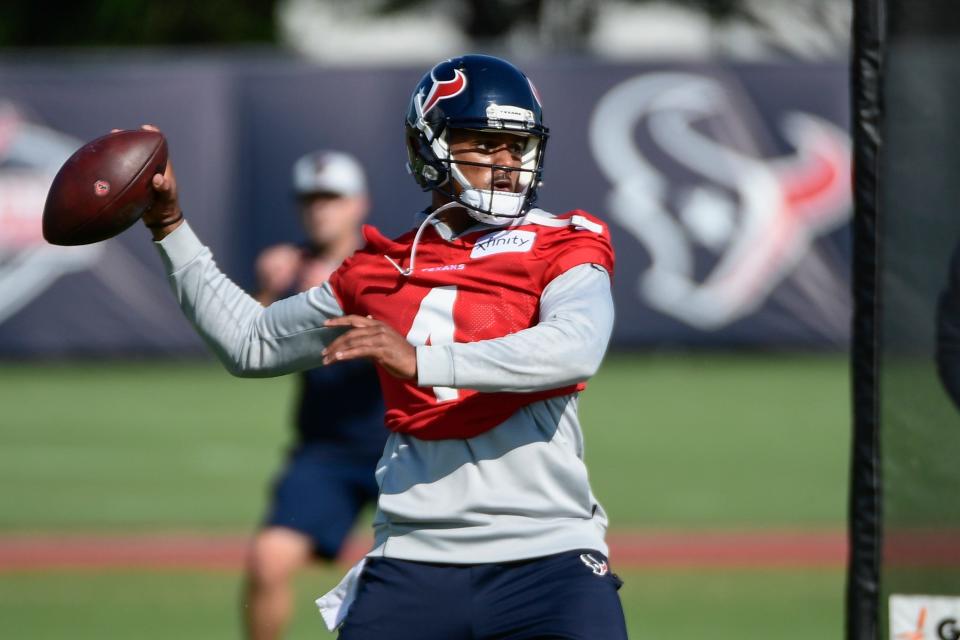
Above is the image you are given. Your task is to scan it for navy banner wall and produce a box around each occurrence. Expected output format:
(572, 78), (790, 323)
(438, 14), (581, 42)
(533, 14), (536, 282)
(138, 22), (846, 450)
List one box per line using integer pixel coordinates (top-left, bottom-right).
(0, 55), (850, 356)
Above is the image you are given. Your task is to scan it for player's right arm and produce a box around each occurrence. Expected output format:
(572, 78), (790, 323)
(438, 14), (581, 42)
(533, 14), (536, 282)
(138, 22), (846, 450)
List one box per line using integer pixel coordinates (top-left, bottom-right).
(156, 222), (347, 377)
(141, 128), (345, 378)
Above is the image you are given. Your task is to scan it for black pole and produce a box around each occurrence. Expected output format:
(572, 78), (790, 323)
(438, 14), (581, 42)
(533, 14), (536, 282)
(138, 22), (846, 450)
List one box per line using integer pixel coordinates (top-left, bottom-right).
(847, 0), (885, 639)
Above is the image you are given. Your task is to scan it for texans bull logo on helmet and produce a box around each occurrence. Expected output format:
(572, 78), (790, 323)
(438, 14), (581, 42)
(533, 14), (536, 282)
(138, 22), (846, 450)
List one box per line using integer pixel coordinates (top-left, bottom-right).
(418, 68), (467, 118)
(406, 55), (550, 226)
(590, 72), (851, 335)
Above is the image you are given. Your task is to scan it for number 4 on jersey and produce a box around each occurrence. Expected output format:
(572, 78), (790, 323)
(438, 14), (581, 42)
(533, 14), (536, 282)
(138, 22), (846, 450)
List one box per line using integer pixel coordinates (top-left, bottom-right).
(406, 286), (459, 402)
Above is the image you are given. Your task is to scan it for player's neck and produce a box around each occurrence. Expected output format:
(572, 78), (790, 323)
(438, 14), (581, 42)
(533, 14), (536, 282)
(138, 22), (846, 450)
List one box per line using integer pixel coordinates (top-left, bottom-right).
(431, 193), (478, 236)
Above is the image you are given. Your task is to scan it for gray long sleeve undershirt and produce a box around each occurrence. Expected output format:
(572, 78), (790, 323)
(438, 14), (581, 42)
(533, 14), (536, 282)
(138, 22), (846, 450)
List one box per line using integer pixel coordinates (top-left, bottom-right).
(416, 263), (614, 392)
(156, 221), (614, 392)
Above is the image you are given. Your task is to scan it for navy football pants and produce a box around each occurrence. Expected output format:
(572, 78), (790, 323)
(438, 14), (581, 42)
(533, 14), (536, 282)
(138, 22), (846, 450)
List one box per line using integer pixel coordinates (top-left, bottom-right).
(337, 549), (628, 639)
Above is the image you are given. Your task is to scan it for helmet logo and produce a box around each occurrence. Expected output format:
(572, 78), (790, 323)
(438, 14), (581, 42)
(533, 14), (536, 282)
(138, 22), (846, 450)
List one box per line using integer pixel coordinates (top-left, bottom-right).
(420, 68), (467, 117)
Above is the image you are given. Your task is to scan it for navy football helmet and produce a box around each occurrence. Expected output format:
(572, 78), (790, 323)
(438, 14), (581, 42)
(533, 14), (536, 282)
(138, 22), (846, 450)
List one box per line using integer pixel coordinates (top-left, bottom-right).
(405, 54), (548, 225)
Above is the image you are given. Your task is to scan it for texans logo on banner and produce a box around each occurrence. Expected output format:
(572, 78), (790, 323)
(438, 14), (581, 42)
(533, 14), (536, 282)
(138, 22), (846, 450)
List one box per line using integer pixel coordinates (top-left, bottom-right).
(590, 72), (851, 336)
(0, 101), (103, 325)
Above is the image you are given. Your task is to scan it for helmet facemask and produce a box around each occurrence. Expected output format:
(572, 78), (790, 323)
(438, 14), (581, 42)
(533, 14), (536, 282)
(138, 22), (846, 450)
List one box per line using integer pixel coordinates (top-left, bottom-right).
(427, 126), (544, 226)
(404, 55), (549, 225)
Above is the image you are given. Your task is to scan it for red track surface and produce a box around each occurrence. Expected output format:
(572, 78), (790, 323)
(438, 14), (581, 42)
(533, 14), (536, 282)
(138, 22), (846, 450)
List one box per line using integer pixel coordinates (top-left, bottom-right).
(0, 530), (853, 572)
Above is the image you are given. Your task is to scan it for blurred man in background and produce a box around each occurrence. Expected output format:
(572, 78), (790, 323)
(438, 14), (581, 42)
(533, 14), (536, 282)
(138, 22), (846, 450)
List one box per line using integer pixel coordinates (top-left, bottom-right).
(244, 151), (386, 640)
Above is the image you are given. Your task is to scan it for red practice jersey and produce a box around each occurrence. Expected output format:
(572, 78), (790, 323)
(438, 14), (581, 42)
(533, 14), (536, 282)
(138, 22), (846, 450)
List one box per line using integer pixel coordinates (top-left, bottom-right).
(328, 209), (615, 440)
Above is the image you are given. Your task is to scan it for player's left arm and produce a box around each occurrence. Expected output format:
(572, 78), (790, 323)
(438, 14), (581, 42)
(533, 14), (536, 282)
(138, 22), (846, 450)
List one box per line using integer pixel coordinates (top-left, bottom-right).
(415, 262), (614, 392)
(324, 261), (614, 390)
(321, 314), (417, 380)
(322, 211), (616, 389)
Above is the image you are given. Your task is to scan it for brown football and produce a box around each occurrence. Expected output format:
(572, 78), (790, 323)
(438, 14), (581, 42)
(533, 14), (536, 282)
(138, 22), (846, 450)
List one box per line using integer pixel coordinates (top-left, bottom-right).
(42, 129), (168, 246)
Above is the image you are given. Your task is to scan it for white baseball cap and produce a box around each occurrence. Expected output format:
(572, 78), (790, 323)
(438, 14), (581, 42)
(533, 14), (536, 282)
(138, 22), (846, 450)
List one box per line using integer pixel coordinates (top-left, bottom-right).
(292, 150), (367, 197)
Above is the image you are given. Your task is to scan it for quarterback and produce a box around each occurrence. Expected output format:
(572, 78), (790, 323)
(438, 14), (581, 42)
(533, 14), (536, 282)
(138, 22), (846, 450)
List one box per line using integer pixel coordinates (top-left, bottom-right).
(141, 54), (626, 639)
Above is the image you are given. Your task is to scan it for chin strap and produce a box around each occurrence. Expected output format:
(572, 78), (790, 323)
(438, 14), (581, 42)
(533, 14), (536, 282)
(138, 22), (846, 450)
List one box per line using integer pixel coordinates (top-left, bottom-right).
(384, 201), (462, 277)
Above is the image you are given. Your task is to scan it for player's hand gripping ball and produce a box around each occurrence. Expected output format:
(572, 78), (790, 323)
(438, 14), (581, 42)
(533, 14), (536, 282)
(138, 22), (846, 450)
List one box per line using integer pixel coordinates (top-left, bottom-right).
(42, 129), (168, 245)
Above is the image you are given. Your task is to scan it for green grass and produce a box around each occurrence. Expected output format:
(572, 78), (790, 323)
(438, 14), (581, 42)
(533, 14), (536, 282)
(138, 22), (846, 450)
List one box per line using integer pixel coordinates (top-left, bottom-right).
(878, 356), (960, 638)
(0, 353), (850, 532)
(621, 568), (844, 640)
(582, 353), (850, 527)
(0, 354), (850, 638)
(0, 568), (844, 640)
(0, 360), (292, 531)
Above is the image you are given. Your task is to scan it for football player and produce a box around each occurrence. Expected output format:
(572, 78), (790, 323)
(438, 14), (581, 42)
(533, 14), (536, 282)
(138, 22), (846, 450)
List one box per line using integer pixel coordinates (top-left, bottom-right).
(140, 54), (626, 639)
(245, 151), (386, 640)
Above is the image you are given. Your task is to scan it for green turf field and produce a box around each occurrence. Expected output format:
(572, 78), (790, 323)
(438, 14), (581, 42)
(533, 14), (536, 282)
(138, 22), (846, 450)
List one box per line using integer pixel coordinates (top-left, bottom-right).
(0, 353), (850, 638)
(0, 568), (845, 640)
(0, 353), (850, 531)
